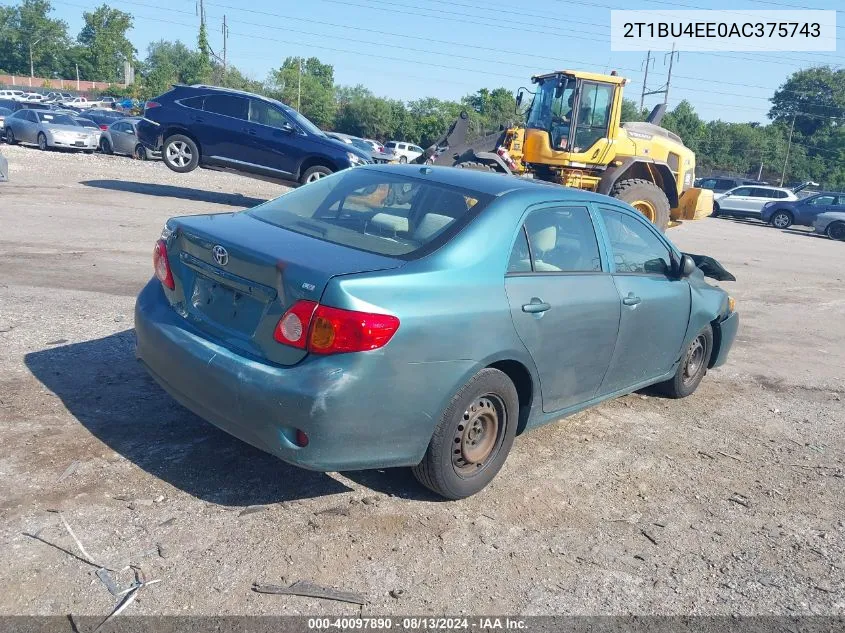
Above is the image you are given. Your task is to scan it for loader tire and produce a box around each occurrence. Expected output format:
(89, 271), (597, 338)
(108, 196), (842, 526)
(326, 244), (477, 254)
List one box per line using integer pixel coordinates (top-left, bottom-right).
(610, 178), (671, 232)
(455, 161), (494, 172)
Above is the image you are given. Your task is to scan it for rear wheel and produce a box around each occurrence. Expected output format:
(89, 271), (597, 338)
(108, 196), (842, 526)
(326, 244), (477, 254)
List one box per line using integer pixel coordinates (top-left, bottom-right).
(609, 178), (671, 232)
(6, 128), (16, 144)
(134, 144), (147, 161)
(37, 133), (48, 151)
(657, 325), (713, 399)
(398, 155), (408, 164)
(162, 134), (199, 173)
(770, 210), (793, 229)
(412, 368), (518, 499)
(99, 137), (112, 154)
(711, 203), (720, 217)
(827, 221), (845, 242)
(300, 164), (333, 184)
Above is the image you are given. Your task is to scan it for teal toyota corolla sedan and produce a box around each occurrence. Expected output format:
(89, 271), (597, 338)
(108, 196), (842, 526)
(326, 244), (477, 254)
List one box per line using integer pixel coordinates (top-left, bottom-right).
(135, 164), (738, 499)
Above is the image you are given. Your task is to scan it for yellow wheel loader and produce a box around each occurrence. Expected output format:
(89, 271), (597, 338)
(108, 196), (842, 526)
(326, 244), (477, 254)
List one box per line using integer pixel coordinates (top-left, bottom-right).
(416, 70), (713, 232)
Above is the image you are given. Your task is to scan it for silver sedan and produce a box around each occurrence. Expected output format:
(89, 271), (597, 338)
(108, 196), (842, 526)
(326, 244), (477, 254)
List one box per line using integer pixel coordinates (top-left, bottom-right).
(99, 118), (160, 160)
(4, 109), (99, 152)
(813, 212), (845, 241)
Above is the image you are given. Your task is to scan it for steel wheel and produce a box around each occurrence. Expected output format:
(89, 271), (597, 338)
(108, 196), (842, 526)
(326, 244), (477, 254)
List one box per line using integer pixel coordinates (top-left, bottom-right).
(771, 211), (792, 229)
(451, 394), (505, 477)
(682, 335), (707, 386)
(630, 199), (656, 223)
(166, 141), (192, 168)
(827, 222), (845, 241)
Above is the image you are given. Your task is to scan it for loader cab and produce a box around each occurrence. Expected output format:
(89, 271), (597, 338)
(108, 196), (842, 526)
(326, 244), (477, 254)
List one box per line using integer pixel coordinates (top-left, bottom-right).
(523, 71), (623, 168)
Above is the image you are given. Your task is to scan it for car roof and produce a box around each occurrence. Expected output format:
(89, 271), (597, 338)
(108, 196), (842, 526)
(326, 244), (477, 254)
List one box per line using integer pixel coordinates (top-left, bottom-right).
(181, 84), (289, 109)
(360, 164), (606, 199)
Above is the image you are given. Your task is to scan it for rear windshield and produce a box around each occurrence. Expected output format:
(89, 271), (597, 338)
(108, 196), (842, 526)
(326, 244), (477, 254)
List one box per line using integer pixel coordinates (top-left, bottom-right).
(248, 168), (493, 258)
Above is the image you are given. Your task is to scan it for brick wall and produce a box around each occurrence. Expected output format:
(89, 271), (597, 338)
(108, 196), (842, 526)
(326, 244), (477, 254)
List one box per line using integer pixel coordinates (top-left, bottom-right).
(0, 74), (116, 95)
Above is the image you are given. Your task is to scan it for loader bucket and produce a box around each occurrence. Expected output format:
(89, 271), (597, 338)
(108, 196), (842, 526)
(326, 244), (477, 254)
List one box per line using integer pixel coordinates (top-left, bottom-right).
(672, 187), (714, 222)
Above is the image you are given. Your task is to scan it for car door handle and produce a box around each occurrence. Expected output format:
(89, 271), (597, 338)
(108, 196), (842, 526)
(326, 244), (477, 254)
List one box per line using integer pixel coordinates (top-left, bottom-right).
(192, 116), (205, 123)
(522, 299), (551, 313)
(622, 293), (642, 306)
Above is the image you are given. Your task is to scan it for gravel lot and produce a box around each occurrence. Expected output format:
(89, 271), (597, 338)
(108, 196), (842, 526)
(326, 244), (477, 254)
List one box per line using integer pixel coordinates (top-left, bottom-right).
(0, 144), (843, 618)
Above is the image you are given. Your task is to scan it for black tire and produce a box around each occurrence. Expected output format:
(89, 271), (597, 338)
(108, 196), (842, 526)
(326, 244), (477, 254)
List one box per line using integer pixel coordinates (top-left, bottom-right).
(609, 178), (671, 232)
(455, 161), (494, 172)
(711, 203), (720, 218)
(83, 149), (94, 154)
(412, 368), (518, 499)
(37, 133), (48, 151)
(398, 155), (408, 164)
(827, 221), (845, 242)
(300, 164), (333, 185)
(770, 210), (793, 229)
(6, 128), (16, 145)
(134, 144), (147, 161)
(657, 325), (713, 399)
(162, 134), (199, 173)
(99, 137), (112, 154)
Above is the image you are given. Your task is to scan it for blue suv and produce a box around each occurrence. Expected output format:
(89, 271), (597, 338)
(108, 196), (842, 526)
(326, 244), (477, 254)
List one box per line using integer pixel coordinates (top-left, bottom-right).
(760, 191), (845, 229)
(137, 85), (370, 184)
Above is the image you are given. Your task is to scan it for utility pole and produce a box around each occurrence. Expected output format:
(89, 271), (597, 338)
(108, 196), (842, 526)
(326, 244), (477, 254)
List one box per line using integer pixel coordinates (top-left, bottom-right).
(663, 43), (679, 106)
(297, 57), (302, 111)
(640, 50), (653, 112)
(29, 37), (42, 78)
(780, 112), (796, 187)
(222, 15), (228, 78)
(75, 64), (79, 90)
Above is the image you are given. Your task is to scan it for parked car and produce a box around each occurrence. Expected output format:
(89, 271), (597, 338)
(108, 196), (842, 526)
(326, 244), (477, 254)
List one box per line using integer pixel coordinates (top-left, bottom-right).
(0, 90), (26, 101)
(0, 98), (51, 112)
(384, 140), (424, 163)
(72, 116), (102, 140)
(695, 176), (767, 193)
(98, 96), (118, 108)
(4, 109), (99, 152)
(100, 118), (159, 159)
(813, 212), (845, 241)
(137, 85), (370, 184)
(712, 185), (798, 219)
(84, 108), (126, 130)
(327, 131), (397, 164)
(760, 192), (845, 229)
(0, 106), (11, 133)
(363, 138), (384, 153)
(60, 96), (94, 109)
(134, 164), (738, 499)
(23, 92), (45, 102)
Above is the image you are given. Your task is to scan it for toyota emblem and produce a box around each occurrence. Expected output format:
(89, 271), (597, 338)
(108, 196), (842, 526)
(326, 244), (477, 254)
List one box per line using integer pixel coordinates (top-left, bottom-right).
(212, 245), (229, 266)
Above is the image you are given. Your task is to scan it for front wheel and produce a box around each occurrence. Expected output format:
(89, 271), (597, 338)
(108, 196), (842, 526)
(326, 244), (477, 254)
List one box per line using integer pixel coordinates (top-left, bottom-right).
(134, 144), (147, 161)
(827, 221), (845, 242)
(300, 164), (333, 184)
(99, 137), (112, 154)
(398, 155), (407, 164)
(162, 134), (199, 173)
(412, 368), (518, 499)
(6, 128), (16, 144)
(657, 325), (713, 399)
(711, 203), (720, 218)
(609, 178), (671, 232)
(37, 133), (48, 151)
(770, 210), (793, 229)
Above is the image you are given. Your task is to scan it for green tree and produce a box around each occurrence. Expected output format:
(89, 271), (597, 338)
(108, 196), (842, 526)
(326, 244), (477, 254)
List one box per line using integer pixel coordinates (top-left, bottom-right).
(77, 5), (135, 82)
(140, 40), (202, 96)
(769, 66), (845, 137)
(267, 56), (336, 128)
(195, 20), (212, 84)
(0, 0), (69, 77)
(620, 98), (645, 123)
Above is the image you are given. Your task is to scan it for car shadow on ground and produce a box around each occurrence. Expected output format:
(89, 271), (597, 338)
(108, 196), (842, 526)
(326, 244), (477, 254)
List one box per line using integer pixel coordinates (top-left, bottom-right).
(80, 179), (268, 208)
(24, 330), (354, 505)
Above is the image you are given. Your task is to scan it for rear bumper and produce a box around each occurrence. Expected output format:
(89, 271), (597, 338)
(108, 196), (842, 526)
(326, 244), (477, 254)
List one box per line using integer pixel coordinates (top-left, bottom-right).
(711, 311), (739, 368)
(134, 279), (472, 471)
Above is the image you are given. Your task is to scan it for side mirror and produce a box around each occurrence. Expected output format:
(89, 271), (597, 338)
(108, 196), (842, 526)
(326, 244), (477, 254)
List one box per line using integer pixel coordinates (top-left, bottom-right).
(280, 122), (295, 134)
(680, 254), (696, 278)
(515, 91), (523, 107)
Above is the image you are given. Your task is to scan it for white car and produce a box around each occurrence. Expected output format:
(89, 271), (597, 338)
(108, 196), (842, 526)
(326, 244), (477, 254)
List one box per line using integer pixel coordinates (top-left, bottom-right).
(60, 96), (95, 109)
(363, 138), (384, 152)
(23, 92), (45, 102)
(0, 90), (26, 101)
(813, 212), (845, 241)
(384, 140), (424, 163)
(713, 185), (798, 219)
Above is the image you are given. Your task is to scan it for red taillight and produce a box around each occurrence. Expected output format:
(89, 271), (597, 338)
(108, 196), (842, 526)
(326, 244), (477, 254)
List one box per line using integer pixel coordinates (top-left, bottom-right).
(144, 100), (161, 110)
(273, 300), (399, 355)
(295, 429), (309, 447)
(153, 239), (175, 290)
(273, 300), (317, 348)
(99, 124), (108, 130)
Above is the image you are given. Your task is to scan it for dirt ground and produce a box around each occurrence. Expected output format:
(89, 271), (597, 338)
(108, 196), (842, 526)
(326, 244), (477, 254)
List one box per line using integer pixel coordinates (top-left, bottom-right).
(0, 143), (843, 618)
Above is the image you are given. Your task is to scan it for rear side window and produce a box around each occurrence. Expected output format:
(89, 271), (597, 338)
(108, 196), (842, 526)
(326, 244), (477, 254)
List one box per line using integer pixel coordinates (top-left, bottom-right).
(599, 207), (672, 276)
(180, 96), (204, 110)
(751, 188), (775, 198)
(203, 94), (248, 119)
(385, 142), (396, 148)
(248, 169), (493, 259)
(521, 206), (602, 273)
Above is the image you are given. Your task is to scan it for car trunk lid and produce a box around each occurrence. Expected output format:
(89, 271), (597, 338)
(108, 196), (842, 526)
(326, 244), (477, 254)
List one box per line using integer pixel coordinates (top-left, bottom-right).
(167, 212), (404, 365)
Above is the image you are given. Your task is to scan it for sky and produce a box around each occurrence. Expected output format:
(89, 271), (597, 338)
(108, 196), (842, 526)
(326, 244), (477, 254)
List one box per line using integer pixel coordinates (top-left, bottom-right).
(44, 0), (845, 123)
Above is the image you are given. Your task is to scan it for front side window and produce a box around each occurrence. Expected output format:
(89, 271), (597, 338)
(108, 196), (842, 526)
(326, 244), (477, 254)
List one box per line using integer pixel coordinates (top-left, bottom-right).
(203, 94), (248, 119)
(280, 104), (325, 137)
(248, 168), (492, 258)
(507, 227), (532, 274)
(599, 207), (672, 276)
(731, 187), (753, 196)
(810, 195), (835, 206)
(521, 206), (602, 273)
(249, 100), (290, 129)
(571, 82), (614, 152)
